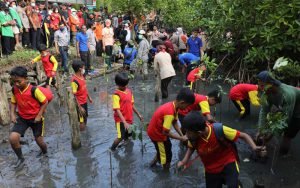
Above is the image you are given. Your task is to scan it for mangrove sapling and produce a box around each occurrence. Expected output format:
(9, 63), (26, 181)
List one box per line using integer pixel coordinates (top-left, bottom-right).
(109, 150), (113, 188)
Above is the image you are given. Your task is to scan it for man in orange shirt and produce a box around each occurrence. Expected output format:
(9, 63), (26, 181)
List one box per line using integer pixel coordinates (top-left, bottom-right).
(94, 18), (103, 56)
(69, 8), (80, 46)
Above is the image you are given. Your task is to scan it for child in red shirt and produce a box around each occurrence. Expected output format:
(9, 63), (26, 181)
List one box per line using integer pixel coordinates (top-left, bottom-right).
(147, 88), (195, 170)
(178, 90), (222, 134)
(9, 66), (49, 168)
(31, 44), (58, 89)
(178, 111), (265, 187)
(229, 83), (260, 120)
(71, 60), (93, 131)
(187, 64), (206, 91)
(109, 72), (143, 152)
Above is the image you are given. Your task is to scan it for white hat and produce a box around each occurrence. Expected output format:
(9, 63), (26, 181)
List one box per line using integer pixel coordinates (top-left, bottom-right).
(138, 30), (146, 35)
(71, 8), (77, 12)
(124, 23), (129, 27)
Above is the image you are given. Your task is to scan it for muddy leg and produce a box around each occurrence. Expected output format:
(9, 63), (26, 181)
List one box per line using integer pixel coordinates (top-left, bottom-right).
(9, 132), (23, 159)
(150, 155), (158, 167)
(35, 136), (48, 154)
(80, 123), (86, 131)
(110, 138), (122, 151)
(10, 132), (25, 168)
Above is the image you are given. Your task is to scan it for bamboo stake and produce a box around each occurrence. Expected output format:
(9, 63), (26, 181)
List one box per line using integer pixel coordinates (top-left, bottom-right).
(109, 151), (113, 188)
(66, 87), (81, 149)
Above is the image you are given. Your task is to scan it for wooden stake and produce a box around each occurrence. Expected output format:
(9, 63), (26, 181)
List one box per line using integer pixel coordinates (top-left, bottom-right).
(109, 151), (113, 188)
(0, 79), (10, 126)
(36, 62), (47, 84)
(66, 87), (81, 150)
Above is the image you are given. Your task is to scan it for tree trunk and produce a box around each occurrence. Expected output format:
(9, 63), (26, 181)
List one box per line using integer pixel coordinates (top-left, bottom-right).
(36, 62), (47, 84)
(55, 72), (64, 105)
(0, 79), (10, 126)
(66, 87), (81, 150)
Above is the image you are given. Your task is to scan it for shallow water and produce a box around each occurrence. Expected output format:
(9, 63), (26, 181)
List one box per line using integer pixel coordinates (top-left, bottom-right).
(0, 71), (300, 188)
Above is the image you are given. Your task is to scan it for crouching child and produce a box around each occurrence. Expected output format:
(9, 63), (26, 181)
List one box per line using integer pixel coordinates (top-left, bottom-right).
(178, 111), (265, 188)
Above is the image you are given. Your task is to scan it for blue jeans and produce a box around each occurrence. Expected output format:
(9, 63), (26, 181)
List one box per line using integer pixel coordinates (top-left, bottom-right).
(59, 46), (68, 72)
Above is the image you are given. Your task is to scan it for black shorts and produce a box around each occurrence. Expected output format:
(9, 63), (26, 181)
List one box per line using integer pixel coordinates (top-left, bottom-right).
(152, 138), (172, 165)
(284, 117), (300, 138)
(45, 76), (56, 86)
(205, 161), (239, 188)
(77, 103), (88, 124)
(115, 122), (132, 139)
(11, 117), (44, 138)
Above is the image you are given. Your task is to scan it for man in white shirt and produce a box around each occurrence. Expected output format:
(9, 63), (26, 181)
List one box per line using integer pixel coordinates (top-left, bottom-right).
(154, 43), (176, 102)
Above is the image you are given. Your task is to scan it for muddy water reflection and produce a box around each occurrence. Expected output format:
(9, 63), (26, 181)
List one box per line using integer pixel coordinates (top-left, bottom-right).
(0, 72), (300, 187)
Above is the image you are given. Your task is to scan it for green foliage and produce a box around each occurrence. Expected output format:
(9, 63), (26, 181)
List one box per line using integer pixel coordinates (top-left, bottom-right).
(259, 111), (288, 136)
(0, 50), (39, 66)
(129, 123), (143, 141)
(72, 4), (81, 11)
(202, 54), (217, 73)
(272, 57), (300, 84)
(161, 0), (299, 74)
(96, 0), (101, 11)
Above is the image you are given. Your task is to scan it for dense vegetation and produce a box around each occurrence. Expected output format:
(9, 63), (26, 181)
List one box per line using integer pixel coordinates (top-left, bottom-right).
(108, 0), (300, 84)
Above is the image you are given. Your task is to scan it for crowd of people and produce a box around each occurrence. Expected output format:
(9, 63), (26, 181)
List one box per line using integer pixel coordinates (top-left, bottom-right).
(4, 1), (300, 188)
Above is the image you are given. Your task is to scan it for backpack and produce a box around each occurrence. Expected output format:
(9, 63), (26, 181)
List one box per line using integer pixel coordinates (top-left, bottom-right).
(12, 86), (53, 104)
(213, 123), (240, 162)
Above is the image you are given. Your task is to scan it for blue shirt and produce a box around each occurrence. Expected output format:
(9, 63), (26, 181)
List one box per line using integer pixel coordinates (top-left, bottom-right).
(178, 53), (200, 65)
(76, 32), (89, 52)
(123, 47), (137, 65)
(187, 36), (202, 57)
(179, 53), (200, 65)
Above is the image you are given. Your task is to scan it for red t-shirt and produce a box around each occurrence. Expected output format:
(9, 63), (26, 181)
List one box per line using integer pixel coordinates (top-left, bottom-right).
(229, 84), (258, 101)
(50, 13), (61, 30)
(41, 54), (54, 77)
(187, 67), (200, 83)
(11, 85), (47, 120)
(71, 75), (88, 105)
(178, 94), (210, 116)
(112, 88), (134, 124)
(147, 102), (177, 142)
(190, 123), (240, 173)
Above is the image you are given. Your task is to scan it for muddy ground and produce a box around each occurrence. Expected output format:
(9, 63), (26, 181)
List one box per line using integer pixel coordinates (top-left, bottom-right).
(0, 70), (299, 188)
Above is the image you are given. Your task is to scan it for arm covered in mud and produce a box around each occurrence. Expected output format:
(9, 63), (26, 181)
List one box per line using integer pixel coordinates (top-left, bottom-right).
(133, 105), (143, 121)
(177, 147), (195, 168)
(239, 132), (265, 151)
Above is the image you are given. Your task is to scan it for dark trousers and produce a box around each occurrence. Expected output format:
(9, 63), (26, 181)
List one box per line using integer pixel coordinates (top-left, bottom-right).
(96, 40), (103, 56)
(161, 76), (173, 98)
(105, 45), (113, 56)
(59, 46), (69, 72)
(1, 36), (14, 55)
(80, 51), (89, 71)
(49, 28), (55, 47)
(30, 28), (41, 50)
(22, 29), (30, 47)
(205, 162), (239, 188)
